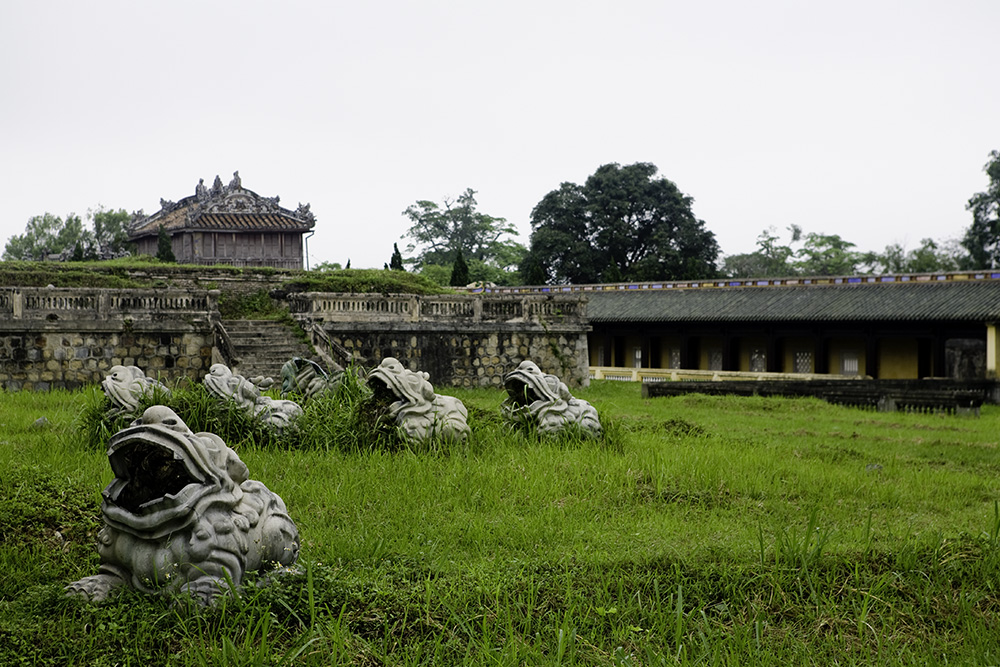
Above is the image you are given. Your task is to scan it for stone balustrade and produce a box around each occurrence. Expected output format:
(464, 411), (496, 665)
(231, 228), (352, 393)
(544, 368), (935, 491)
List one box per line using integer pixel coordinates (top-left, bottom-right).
(288, 292), (586, 326)
(1, 287), (216, 325)
(1, 288), (218, 391)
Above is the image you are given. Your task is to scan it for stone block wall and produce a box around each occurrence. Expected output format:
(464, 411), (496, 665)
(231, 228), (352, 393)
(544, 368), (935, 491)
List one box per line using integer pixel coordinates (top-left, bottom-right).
(328, 327), (589, 388)
(0, 331), (213, 391)
(0, 287), (217, 391)
(294, 292), (592, 388)
(1, 286), (593, 392)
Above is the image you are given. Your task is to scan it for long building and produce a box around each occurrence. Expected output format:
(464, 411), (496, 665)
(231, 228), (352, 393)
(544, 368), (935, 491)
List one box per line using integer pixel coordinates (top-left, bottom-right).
(475, 271), (1000, 380)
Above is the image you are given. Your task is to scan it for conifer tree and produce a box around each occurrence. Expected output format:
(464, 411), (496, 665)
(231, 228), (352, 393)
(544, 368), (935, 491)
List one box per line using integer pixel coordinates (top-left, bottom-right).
(156, 225), (176, 262)
(390, 243), (405, 270)
(449, 248), (470, 286)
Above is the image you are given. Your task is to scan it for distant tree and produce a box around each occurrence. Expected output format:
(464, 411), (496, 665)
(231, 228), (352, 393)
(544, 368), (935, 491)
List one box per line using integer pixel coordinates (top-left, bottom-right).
(519, 251), (548, 285)
(723, 226), (801, 278)
(863, 238), (962, 274)
(155, 225), (176, 263)
(521, 162), (719, 284)
(2, 212), (93, 260)
(961, 150), (1000, 269)
(312, 261), (343, 271)
(792, 232), (862, 276)
(417, 264), (452, 287)
(91, 207), (133, 255)
(389, 243), (405, 271)
(449, 249), (470, 287)
(401, 188), (526, 281)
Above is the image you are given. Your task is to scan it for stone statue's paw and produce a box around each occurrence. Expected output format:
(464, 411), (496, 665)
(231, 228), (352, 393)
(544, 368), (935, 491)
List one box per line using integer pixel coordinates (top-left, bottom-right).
(179, 577), (231, 606)
(65, 573), (125, 602)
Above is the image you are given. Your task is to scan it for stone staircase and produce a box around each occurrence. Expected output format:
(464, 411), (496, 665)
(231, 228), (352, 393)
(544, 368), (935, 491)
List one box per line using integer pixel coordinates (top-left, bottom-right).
(220, 319), (319, 381)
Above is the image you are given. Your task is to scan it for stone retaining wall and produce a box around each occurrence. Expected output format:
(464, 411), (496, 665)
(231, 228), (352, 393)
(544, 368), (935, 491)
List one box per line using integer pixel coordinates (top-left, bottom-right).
(0, 287), (216, 391)
(2, 287), (592, 391)
(291, 292), (591, 387)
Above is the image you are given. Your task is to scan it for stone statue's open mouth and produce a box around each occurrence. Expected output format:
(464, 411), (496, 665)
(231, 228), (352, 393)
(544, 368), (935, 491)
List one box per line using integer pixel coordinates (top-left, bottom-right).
(104, 427), (208, 516)
(504, 375), (540, 407)
(367, 372), (401, 403)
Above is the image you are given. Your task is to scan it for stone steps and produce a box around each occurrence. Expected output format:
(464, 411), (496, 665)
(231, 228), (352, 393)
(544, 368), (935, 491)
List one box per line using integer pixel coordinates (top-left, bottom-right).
(221, 319), (318, 381)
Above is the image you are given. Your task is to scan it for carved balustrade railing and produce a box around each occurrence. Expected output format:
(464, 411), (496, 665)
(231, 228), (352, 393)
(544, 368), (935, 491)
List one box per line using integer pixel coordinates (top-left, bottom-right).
(0, 287), (218, 323)
(287, 292), (587, 326)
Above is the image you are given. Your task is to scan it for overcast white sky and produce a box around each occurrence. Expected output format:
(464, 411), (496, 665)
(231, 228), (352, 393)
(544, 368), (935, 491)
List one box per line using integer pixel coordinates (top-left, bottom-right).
(2, 1), (998, 271)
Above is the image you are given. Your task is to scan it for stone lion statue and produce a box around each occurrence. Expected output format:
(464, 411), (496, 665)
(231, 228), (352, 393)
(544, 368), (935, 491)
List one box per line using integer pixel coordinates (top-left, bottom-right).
(66, 406), (300, 604)
(501, 360), (602, 438)
(203, 363), (302, 432)
(101, 365), (170, 415)
(366, 357), (470, 444)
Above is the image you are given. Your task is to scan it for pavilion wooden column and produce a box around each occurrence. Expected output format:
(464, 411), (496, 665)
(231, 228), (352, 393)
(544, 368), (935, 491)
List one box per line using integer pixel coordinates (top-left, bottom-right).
(987, 322), (1000, 379)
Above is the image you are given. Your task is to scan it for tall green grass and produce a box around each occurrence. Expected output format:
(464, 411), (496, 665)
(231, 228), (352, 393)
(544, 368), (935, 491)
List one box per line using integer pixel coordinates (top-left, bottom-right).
(3, 383), (1000, 664)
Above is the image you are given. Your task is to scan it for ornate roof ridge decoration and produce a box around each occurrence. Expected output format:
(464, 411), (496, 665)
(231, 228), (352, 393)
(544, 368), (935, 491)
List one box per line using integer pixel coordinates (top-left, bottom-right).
(128, 171), (315, 234)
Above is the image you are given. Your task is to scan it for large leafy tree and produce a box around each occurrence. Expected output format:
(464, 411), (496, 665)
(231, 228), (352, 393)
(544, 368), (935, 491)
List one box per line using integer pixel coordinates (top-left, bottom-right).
(961, 150), (1000, 269)
(3, 212), (93, 260)
(401, 189), (526, 285)
(521, 162), (719, 284)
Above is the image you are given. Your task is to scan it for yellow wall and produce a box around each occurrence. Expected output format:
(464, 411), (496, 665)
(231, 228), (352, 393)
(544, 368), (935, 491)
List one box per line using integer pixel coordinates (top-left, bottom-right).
(878, 338), (919, 379)
(828, 338), (866, 376)
(988, 323), (1000, 379)
(658, 336), (683, 369)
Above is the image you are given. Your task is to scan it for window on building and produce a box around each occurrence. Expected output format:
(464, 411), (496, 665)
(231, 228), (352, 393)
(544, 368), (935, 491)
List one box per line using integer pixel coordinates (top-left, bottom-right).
(750, 348), (767, 373)
(841, 351), (859, 375)
(668, 348), (682, 369)
(633, 347), (642, 369)
(794, 350), (813, 374)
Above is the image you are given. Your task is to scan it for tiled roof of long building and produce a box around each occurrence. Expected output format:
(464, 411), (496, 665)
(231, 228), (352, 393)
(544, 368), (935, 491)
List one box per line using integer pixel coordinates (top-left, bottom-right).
(584, 279), (1000, 323)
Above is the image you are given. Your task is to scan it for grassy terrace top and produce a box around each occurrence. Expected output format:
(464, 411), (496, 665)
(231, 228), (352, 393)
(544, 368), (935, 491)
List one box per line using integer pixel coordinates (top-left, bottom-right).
(3, 381), (1000, 664)
(0, 258), (449, 295)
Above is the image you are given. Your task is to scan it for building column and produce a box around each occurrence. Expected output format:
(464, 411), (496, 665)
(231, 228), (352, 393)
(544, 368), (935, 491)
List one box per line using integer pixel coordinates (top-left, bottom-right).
(987, 322), (1000, 379)
(865, 333), (879, 379)
(815, 336), (829, 374)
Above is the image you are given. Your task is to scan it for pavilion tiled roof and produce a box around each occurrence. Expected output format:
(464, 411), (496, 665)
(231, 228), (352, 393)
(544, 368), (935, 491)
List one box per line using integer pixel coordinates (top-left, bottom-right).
(128, 172), (315, 240)
(585, 279), (1000, 323)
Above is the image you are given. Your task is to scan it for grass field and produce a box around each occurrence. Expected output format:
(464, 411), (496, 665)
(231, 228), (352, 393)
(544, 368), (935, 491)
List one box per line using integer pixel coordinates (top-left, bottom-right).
(2, 380), (1000, 665)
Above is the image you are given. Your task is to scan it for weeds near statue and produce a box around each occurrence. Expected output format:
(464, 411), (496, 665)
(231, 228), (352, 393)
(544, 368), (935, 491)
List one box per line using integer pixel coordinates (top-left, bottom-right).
(203, 363), (302, 432)
(66, 405), (299, 604)
(280, 357), (343, 401)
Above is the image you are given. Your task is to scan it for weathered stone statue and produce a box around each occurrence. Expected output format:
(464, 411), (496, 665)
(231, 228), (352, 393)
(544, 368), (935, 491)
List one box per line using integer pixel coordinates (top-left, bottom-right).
(366, 357), (470, 444)
(101, 365), (171, 415)
(502, 360), (602, 438)
(66, 406), (300, 604)
(203, 363), (302, 431)
(280, 357), (343, 401)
